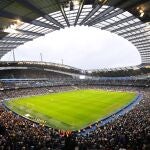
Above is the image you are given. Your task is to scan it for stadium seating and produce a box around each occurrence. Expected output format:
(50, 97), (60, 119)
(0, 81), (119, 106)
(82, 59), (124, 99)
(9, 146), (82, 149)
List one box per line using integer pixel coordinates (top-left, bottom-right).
(0, 85), (149, 149)
(0, 62), (149, 150)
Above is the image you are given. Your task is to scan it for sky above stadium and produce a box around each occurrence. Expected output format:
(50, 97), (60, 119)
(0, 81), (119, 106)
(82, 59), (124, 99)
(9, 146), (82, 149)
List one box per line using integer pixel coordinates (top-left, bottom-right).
(1, 26), (141, 70)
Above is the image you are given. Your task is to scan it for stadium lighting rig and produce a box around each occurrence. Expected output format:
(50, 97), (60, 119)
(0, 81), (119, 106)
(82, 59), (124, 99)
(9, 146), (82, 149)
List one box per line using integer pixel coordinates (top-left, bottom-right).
(137, 7), (145, 18)
(139, 9), (145, 18)
(72, 0), (79, 5)
(61, 0), (80, 10)
(70, 0), (80, 10)
(3, 19), (22, 34)
(99, 0), (108, 3)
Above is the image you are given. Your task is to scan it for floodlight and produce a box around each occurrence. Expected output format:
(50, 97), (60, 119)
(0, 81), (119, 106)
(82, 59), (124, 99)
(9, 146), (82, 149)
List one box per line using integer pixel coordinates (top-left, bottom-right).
(137, 7), (145, 18)
(99, 0), (108, 4)
(3, 19), (22, 33)
(3, 24), (18, 33)
(15, 19), (22, 25)
(139, 10), (144, 18)
(73, 0), (79, 5)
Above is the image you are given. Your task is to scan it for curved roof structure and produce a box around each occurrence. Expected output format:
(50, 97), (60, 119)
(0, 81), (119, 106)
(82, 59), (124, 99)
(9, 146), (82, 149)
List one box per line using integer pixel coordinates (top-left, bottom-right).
(0, 0), (150, 64)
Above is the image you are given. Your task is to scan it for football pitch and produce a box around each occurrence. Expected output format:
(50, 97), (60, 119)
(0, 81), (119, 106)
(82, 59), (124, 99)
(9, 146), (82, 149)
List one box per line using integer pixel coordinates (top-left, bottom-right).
(4, 89), (136, 131)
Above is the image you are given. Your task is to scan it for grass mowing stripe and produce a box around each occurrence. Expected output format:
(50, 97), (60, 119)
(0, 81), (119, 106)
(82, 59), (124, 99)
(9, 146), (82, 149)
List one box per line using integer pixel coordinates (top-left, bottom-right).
(5, 89), (136, 130)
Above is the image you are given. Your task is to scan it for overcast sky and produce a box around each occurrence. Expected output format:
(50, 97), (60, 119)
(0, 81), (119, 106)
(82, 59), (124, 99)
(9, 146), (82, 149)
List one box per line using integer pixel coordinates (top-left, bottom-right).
(1, 26), (141, 70)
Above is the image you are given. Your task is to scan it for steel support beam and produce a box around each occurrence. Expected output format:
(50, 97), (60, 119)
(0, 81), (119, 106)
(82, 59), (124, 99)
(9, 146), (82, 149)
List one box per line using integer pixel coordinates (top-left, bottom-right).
(31, 20), (59, 30)
(118, 27), (148, 37)
(44, 15), (64, 28)
(3, 37), (32, 42)
(142, 58), (150, 61)
(123, 31), (149, 39)
(142, 59), (150, 61)
(0, 10), (60, 30)
(112, 21), (142, 33)
(101, 16), (135, 30)
(140, 51), (150, 57)
(74, 0), (84, 26)
(129, 39), (149, 44)
(85, 6), (115, 25)
(132, 39), (150, 45)
(137, 48), (150, 52)
(60, 5), (70, 27)
(0, 42), (23, 46)
(139, 50), (150, 54)
(141, 58), (150, 63)
(16, 29), (44, 36)
(142, 62), (150, 64)
(140, 54), (150, 57)
(134, 42), (150, 47)
(89, 9), (124, 26)
(0, 46), (16, 49)
(0, 50), (10, 52)
(79, 4), (102, 25)
(137, 45), (150, 49)
(0, 47), (16, 51)
(136, 45), (150, 49)
(118, 27), (143, 37)
(0, 45), (17, 48)
(142, 58), (150, 62)
(4, 29), (44, 37)
(32, 20), (59, 30)
(55, 0), (70, 27)
(16, 0), (64, 28)
(128, 35), (150, 42)
(138, 48), (150, 52)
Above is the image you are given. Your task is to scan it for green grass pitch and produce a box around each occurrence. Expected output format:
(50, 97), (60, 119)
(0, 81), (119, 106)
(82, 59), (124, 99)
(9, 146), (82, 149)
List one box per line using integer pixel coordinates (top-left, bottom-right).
(5, 89), (136, 131)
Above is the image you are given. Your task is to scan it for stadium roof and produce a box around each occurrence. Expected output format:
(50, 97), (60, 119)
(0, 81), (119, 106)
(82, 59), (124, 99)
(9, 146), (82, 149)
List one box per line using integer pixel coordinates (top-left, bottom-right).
(0, 0), (150, 64)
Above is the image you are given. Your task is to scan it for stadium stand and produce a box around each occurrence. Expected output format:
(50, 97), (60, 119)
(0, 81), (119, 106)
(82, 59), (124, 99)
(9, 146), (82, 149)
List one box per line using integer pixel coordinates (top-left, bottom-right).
(0, 62), (149, 150)
(0, 85), (149, 150)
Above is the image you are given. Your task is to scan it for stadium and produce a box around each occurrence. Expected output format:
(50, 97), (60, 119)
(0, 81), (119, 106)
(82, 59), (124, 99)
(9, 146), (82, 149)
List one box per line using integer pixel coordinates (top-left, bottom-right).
(0, 0), (150, 150)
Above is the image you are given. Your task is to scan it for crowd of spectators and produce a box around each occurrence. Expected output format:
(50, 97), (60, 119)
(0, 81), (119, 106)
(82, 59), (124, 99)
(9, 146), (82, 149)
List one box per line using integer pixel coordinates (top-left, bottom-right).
(0, 86), (75, 100)
(0, 106), (66, 150)
(0, 69), (73, 81)
(1, 75), (149, 93)
(73, 89), (150, 150)
(0, 85), (149, 150)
